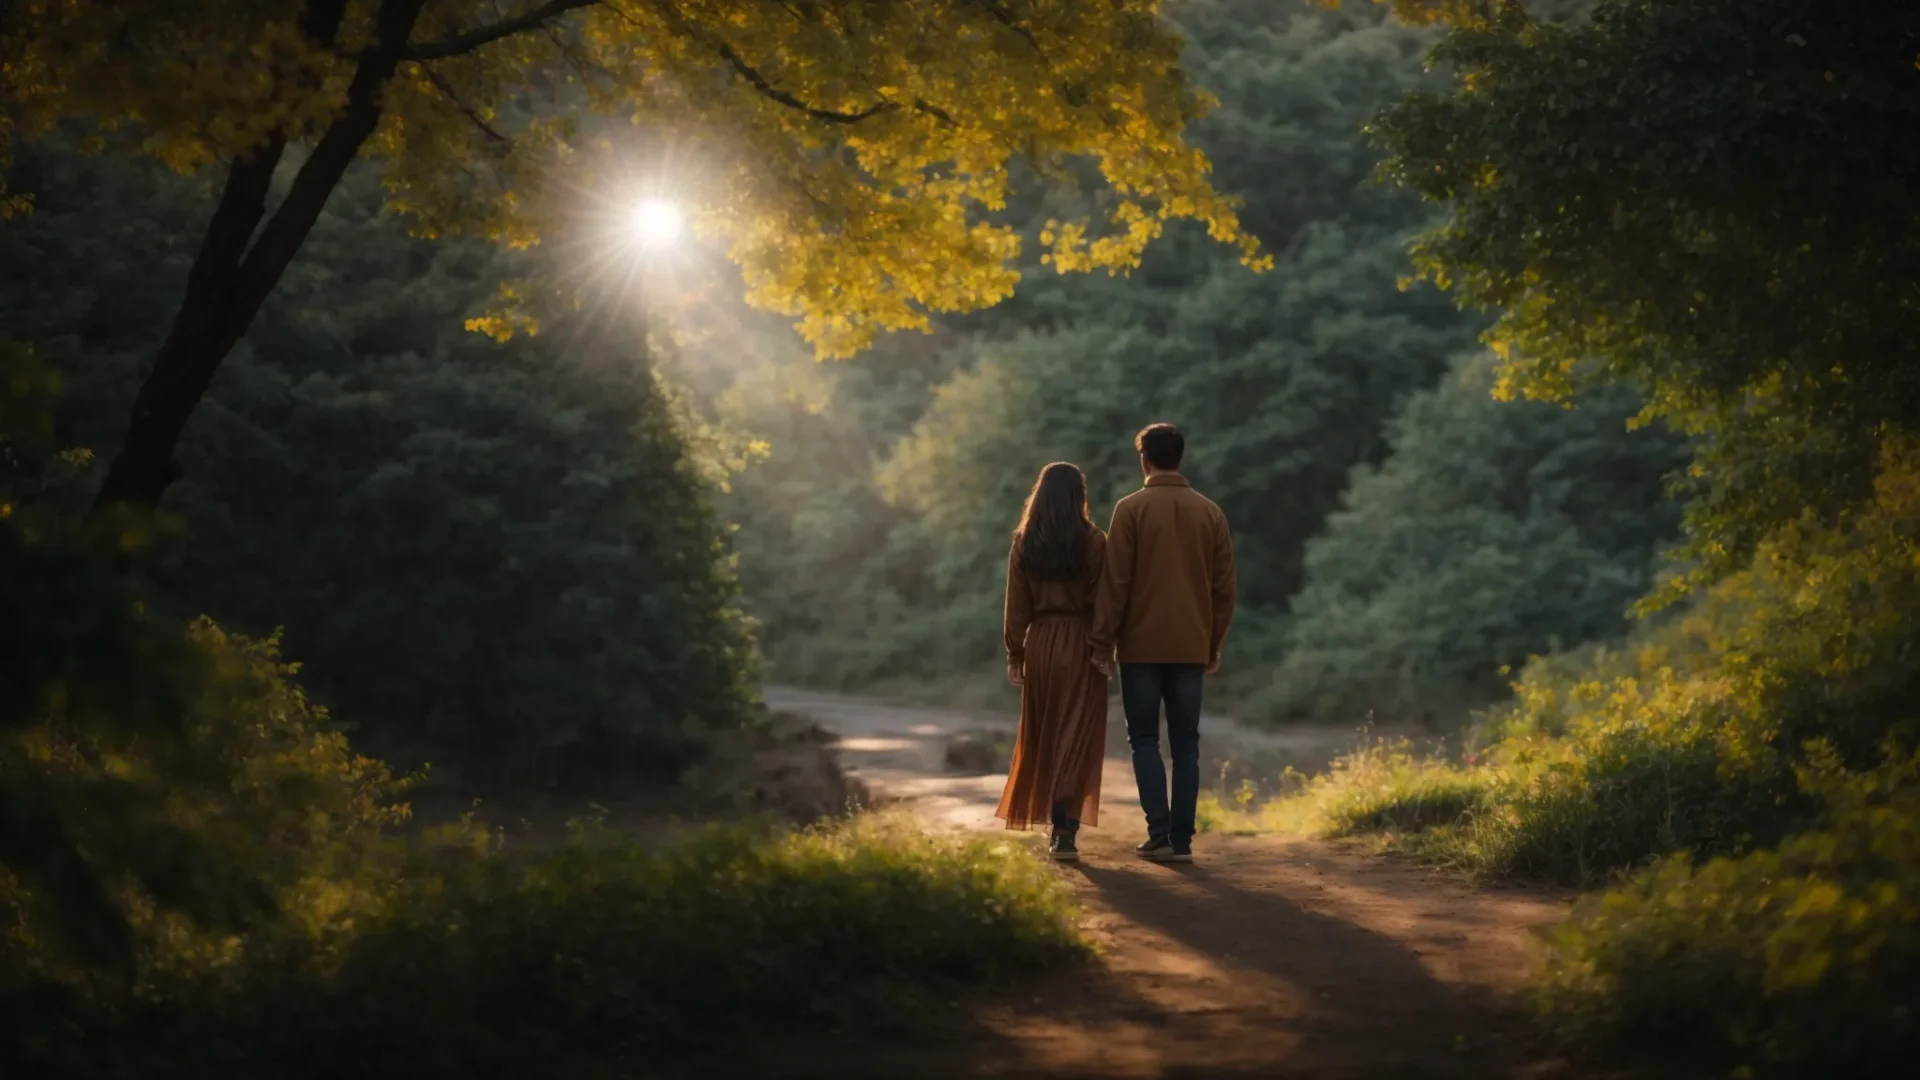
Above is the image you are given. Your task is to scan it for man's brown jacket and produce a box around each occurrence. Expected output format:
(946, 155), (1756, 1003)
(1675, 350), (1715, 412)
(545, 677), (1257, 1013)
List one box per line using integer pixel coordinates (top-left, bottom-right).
(1090, 473), (1236, 666)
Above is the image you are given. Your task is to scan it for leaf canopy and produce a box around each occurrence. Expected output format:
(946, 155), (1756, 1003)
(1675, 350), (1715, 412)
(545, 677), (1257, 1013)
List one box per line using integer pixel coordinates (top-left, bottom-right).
(6, 0), (1270, 355)
(1372, 0), (1920, 583)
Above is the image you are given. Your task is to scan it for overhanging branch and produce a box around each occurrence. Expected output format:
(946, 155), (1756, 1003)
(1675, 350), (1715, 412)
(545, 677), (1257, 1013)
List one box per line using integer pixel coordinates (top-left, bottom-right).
(969, 0), (1042, 53)
(420, 64), (510, 142)
(712, 40), (893, 124)
(402, 0), (601, 61)
(715, 40), (957, 128)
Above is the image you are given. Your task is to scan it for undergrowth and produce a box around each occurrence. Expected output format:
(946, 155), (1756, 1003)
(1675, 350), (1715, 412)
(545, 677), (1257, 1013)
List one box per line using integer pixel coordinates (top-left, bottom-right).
(1536, 743), (1920, 1077)
(4, 613), (1085, 1080)
(1211, 440), (1920, 1074)
(140, 813), (1085, 1080)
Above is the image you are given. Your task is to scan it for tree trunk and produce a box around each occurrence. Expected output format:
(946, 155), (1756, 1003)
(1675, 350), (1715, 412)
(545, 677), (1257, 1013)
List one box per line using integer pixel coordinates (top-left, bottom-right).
(91, 0), (426, 514)
(89, 143), (286, 510)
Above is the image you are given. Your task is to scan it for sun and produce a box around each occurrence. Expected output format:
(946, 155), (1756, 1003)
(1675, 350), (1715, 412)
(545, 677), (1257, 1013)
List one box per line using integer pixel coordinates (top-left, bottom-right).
(630, 199), (684, 247)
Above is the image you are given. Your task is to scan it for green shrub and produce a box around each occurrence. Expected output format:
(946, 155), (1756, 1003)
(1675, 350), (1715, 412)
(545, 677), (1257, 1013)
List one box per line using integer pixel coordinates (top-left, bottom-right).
(1, 521), (298, 979)
(2, 608), (416, 1077)
(1280, 739), (1492, 837)
(15, 810), (1084, 1080)
(1536, 744), (1920, 1077)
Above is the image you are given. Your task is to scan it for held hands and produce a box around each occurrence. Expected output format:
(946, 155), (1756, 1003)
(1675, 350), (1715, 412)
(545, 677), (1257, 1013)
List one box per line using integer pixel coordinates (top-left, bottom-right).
(1083, 650), (1211, 675)
(1007, 661), (1025, 687)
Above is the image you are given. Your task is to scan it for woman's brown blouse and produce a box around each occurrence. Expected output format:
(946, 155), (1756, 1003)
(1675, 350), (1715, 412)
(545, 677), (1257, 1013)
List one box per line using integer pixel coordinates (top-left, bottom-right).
(1003, 528), (1109, 664)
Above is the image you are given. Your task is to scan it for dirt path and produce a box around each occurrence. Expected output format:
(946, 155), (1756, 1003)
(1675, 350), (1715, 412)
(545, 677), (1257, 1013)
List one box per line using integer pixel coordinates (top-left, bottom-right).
(733, 687), (1639, 1080)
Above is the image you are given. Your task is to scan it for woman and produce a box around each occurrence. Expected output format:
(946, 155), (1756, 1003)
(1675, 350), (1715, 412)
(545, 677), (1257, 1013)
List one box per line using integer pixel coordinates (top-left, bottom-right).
(995, 461), (1110, 860)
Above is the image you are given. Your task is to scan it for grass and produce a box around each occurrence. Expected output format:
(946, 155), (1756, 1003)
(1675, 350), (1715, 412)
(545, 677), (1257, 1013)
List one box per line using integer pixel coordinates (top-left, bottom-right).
(9, 811), (1088, 1079)
(1196, 735), (1507, 867)
(1197, 724), (1792, 886)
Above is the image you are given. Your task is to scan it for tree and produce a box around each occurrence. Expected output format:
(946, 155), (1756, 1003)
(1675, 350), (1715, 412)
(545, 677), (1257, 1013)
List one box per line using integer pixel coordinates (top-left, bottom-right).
(1372, 0), (1920, 596)
(1, 142), (760, 783)
(6, 0), (1265, 514)
(1258, 351), (1686, 724)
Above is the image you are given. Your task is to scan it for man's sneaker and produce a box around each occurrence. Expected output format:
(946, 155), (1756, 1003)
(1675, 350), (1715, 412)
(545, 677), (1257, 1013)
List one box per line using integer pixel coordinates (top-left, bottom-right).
(1134, 835), (1177, 861)
(1135, 836), (1194, 862)
(1049, 830), (1080, 861)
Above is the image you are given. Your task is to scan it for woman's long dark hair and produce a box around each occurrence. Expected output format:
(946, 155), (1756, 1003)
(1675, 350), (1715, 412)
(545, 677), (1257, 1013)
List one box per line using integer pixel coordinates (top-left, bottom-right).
(1014, 462), (1093, 582)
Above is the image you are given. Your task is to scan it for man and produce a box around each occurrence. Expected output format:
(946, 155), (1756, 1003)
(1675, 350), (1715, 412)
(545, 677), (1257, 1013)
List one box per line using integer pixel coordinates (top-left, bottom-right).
(1090, 423), (1237, 863)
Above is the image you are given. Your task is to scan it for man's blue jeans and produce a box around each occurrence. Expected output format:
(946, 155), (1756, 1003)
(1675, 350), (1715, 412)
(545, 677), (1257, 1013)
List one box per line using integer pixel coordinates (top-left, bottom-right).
(1119, 662), (1204, 846)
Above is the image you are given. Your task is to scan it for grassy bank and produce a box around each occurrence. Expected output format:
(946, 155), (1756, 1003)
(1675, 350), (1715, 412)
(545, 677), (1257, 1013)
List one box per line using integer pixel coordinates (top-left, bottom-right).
(3, 616), (1087, 1080)
(1202, 450), (1920, 1076)
(11, 810), (1087, 1080)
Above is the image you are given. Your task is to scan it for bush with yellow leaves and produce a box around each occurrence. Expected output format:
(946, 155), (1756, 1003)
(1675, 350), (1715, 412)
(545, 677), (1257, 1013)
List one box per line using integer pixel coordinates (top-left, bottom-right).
(1536, 742), (1920, 1075)
(1235, 439), (1920, 894)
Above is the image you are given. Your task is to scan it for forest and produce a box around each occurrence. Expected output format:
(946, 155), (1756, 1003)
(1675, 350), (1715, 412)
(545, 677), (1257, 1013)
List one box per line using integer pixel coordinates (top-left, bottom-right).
(711, 0), (1682, 725)
(5, 0), (1917, 1076)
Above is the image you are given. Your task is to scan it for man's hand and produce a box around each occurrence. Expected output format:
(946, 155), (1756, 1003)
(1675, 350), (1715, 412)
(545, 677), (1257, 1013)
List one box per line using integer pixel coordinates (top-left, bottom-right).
(1206, 650), (1222, 675)
(1090, 651), (1113, 678)
(1007, 661), (1025, 687)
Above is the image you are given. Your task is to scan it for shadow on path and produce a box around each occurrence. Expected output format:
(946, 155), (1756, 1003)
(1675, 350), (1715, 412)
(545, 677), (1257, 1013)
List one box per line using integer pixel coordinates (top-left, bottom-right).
(1059, 854), (1548, 1078)
(668, 690), (1674, 1080)
(659, 838), (1614, 1079)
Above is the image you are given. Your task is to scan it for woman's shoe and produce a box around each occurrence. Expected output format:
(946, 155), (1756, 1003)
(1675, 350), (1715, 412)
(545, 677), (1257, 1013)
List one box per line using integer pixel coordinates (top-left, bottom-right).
(1049, 830), (1080, 861)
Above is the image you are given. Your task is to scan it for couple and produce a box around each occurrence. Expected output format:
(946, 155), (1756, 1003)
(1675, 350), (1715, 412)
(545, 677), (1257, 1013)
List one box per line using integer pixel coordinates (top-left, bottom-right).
(995, 423), (1237, 863)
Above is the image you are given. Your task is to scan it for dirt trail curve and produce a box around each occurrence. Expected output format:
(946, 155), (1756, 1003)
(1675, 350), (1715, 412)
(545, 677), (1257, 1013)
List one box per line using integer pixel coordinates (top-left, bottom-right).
(730, 687), (1650, 1080)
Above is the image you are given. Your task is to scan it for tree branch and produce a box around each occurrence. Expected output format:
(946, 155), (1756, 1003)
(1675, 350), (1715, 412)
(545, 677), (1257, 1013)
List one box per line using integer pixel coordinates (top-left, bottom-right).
(226, 0), (429, 343)
(711, 39), (894, 124)
(969, 0), (1042, 54)
(401, 0), (602, 61)
(909, 97), (958, 128)
(420, 63), (510, 143)
(714, 40), (957, 128)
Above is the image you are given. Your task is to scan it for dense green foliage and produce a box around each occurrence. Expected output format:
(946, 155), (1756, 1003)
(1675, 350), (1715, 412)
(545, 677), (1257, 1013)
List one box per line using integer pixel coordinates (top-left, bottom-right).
(1219, 448), (1920, 874)
(1262, 353), (1686, 723)
(708, 0), (1676, 716)
(2, 612), (1079, 1077)
(0, 142), (758, 785)
(1376, 0), (1920, 592)
(1537, 746), (1920, 1075)
(1210, 0), (1920, 1072)
(6, 345), (1077, 1072)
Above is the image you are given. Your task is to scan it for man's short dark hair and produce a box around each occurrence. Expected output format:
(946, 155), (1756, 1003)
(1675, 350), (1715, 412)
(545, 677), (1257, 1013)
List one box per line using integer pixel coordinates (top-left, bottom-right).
(1135, 423), (1185, 471)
